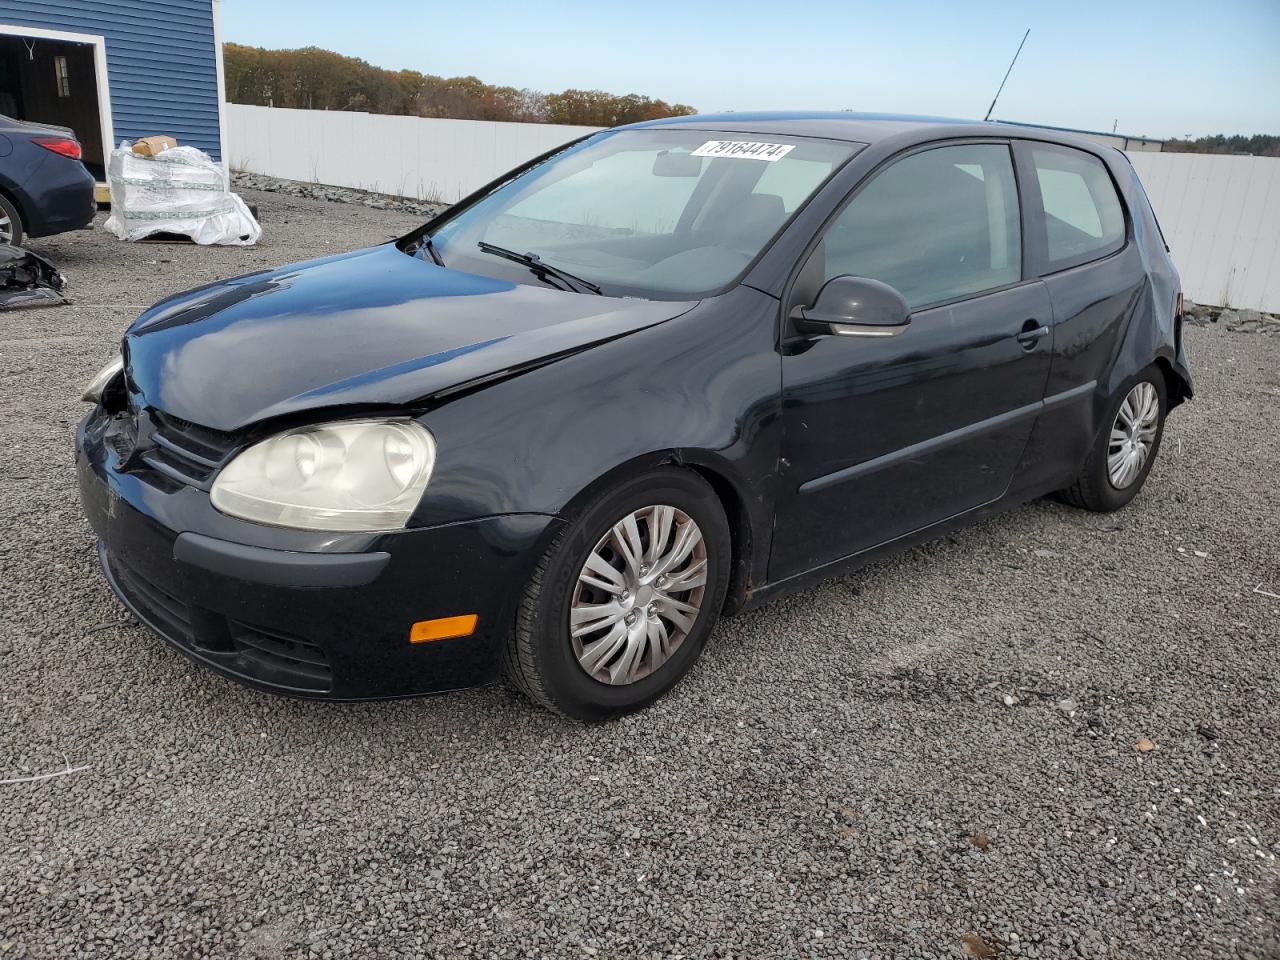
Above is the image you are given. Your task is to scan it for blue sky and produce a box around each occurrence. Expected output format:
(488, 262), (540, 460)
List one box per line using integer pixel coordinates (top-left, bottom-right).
(222, 0), (1279, 138)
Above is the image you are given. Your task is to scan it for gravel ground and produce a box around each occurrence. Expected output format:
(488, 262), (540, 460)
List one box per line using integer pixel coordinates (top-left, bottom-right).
(1, 191), (1278, 959)
(230, 172), (450, 219)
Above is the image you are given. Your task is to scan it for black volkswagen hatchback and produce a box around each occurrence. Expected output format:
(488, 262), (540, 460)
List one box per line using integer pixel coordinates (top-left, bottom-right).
(77, 113), (1192, 720)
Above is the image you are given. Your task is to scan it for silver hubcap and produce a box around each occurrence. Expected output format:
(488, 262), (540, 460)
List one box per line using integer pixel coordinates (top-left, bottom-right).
(570, 505), (708, 686)
(0, 212), (11, 244)
(1107, 381), (1159, 489)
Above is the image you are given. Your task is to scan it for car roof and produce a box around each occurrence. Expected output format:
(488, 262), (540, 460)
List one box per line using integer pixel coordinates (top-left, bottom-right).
(619, 111), (1115, 154)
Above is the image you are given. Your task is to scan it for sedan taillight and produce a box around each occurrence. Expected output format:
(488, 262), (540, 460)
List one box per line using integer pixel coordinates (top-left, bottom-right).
(33, 137), (82, 160)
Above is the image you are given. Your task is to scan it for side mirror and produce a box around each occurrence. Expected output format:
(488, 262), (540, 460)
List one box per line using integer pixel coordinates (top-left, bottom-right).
(652, 150), (702, 178)
(790, 275), (911, 338)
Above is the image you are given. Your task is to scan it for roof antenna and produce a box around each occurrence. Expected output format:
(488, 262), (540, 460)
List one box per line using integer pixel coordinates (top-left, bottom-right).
(983, 29), (1030, 122)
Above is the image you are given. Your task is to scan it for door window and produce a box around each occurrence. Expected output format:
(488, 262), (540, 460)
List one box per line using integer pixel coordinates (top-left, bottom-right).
(818, 143), (1021, 310)
(1030, 144), (1125, 268)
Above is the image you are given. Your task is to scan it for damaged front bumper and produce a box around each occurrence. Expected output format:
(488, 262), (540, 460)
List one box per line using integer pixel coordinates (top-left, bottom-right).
(76, 407), (561, 699)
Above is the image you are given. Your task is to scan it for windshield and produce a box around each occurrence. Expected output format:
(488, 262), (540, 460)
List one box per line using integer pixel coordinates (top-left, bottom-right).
(424, 129), (857, 299)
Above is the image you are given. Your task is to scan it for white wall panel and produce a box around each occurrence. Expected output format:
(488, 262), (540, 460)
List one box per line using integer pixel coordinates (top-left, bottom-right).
(227, 104), (599, 204)
(1127, 152), (1280, 311)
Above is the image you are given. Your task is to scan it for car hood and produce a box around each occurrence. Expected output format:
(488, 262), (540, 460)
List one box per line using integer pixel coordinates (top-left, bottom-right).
(124, 244), (696, 432)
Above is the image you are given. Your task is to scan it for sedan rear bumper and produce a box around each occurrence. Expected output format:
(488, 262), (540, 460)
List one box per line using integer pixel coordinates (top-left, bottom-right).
(23, 154), (96, 238)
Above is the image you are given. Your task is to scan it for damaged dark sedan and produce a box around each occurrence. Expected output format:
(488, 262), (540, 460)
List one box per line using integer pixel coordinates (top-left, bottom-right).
(76, 113), (1192, 720)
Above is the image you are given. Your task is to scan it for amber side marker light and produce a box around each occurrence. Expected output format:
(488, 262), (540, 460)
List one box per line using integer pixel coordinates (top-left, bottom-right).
(410, 614), (478, 644)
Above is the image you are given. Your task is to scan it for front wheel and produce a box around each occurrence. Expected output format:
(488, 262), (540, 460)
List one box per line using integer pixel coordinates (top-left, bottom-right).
(504, 468), (731, 721)
(1058, 367), (1167, 512)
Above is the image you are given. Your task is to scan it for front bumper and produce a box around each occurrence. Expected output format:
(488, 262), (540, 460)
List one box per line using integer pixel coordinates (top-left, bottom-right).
(76, 414), (559, 700)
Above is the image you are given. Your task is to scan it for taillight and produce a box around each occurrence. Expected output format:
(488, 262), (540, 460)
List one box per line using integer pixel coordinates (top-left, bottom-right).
(1175, 291), (1184, 319)
(33, 137), (82, 160)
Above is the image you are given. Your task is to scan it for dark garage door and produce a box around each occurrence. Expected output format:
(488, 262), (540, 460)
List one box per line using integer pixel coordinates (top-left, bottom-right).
(0, 34), (105, 177)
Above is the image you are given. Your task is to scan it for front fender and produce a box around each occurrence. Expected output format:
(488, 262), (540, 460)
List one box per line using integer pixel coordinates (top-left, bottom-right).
(411, 285), (784, 585)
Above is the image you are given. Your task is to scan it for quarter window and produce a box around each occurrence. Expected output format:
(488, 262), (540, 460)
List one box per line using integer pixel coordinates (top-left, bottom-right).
(1030, 144), (1125, 268)
(819, 143), (1022, 310)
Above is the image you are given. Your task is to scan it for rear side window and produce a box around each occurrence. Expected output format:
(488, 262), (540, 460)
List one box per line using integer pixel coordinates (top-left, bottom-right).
(819, 143), (1021, 310)
(1031, 144), (1125, 268)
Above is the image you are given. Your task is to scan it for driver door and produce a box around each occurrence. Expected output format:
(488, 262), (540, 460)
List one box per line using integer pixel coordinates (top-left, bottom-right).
(769, 142), (1053, 581)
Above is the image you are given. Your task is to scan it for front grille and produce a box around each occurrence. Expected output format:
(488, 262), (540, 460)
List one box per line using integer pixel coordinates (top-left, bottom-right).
(139, 412), (237, 491)
(94, 401), (239, 493)
(229, 622), (333, 692)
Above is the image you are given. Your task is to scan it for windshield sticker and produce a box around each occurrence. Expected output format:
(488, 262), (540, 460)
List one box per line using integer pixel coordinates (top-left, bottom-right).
(691, 140), (796, 162)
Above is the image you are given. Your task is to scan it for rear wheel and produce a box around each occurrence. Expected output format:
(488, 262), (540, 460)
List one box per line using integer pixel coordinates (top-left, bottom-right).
(0, 194), (23, 246)
(504, 468), (731, 721)
(1058, 367), (1167, 512)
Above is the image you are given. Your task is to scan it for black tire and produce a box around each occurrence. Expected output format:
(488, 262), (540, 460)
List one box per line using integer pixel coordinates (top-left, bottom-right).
(1058, 365), (1167, 512)
(504, 467), (731, 721)
(0, 194), (23, 247)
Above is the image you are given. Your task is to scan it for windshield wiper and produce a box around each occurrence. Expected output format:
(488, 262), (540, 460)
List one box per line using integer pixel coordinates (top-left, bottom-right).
(476, 241), (602, 295)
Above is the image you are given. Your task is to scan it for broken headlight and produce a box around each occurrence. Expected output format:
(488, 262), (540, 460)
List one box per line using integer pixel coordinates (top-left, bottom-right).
(210, 419), (436, 531)
(82, 356), (124, 404)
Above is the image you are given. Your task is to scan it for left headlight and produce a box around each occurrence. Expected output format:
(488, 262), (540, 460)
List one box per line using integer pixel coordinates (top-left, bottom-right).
(210, 419), (436, 532)
(82, 356), (124, 403)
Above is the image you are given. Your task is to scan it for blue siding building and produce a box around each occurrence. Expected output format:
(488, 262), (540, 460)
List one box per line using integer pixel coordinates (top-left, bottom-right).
(0, 0), (225, 174)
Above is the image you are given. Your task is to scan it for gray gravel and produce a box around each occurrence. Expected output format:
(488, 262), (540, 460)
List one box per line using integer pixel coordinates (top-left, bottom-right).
(2, 191), (1278, 959)
(231, 171), (451, 220)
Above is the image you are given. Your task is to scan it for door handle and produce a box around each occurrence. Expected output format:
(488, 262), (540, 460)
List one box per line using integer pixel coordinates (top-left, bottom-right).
(1016, 322), (1050, 349)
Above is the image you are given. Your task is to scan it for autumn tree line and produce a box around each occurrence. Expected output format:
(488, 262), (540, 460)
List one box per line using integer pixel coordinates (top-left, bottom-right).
(1162, 133), (1280, 157)
(224, 45), (1277, 152)
(224, 44), (697, 127)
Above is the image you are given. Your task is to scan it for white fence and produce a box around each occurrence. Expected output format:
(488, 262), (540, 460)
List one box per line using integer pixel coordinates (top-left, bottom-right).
(227, 104), (600, 204)
(1126, 153), (1280, 312)
(227, 105), (1280, 312)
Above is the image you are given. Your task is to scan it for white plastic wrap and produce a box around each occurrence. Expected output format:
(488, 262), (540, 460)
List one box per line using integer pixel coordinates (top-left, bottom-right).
(104, 144), (261, 245)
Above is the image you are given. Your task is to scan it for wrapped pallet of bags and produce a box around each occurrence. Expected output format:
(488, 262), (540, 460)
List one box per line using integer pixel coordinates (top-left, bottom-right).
(103, 141), (261, 245)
